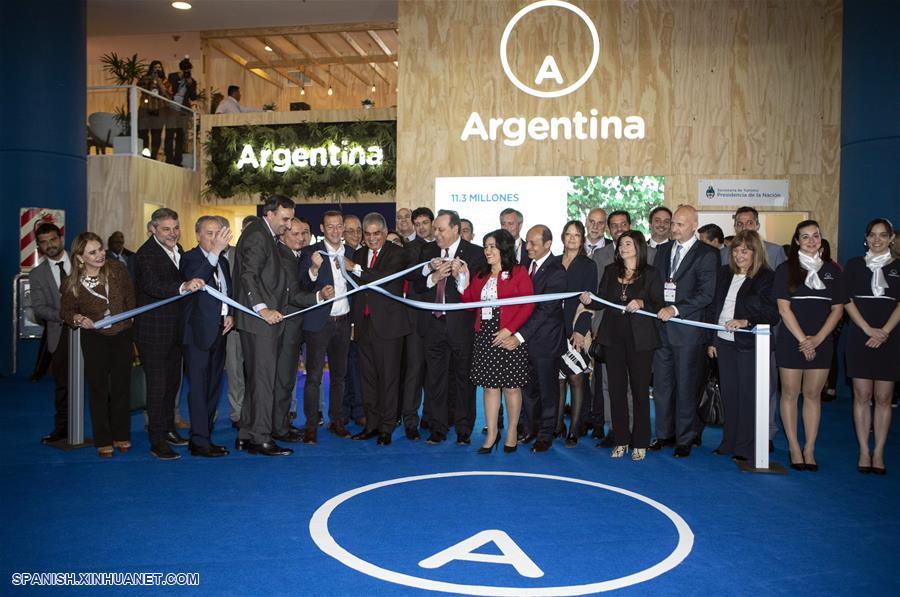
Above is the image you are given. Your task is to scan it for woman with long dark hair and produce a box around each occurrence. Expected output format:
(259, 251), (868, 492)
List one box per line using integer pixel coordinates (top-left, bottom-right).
(843, 218), (900, 474)
(557, 220), (598, 446)
(60, 232), (136, 458)
(460, 229), (534, 453)
(137, 59), (172, 160)
(774, 220), (846, 471)
(580, 230), (663, 461)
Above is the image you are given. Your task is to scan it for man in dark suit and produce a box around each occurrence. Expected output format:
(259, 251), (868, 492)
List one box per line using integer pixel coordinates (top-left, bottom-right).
(500, 207), (532, 268)
(232, 195), (296, 456)
(273, 217), (319, 443)
(651, 205), (718, 458)
(133, 207), (205, 460)
(415, 209), (486, 445)
(399, 230), (429, 438)
(105, 231), (134, 267)
(298, 210), (353, 444)
(505, 225), (567, 452)
(341, 214), (365, 427)
(30, 223), (71, 444)
(350, 213), (412, 445)
(180, 216), (234, 457)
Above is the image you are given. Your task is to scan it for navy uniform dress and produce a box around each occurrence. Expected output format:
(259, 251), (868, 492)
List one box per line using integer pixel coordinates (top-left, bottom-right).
(844, 256), (900, 381)
(773, 261), (847, 369)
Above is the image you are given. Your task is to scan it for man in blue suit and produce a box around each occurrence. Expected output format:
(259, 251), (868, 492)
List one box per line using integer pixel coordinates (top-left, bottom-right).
(651, 205), (719, 458)
(180, 216), (234, 457)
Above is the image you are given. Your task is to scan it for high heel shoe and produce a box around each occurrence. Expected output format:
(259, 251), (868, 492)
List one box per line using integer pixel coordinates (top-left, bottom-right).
(872, 466), (886, 475)
(611, 445), (629, 458)
(632, 448), (646, 461)
(113, 440), (131, 453)
(790, 460), (805, 471)
(503, 444), (517, 453)
(97, 446), (114, 458)
(477, 434), (500, 454)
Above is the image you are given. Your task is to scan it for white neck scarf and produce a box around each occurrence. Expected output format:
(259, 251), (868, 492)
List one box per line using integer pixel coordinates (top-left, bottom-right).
(797, 252), (826, 290)
(864, 251), (892, 297)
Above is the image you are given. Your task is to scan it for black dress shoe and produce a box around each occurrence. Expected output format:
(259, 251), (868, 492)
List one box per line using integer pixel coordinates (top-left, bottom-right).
(352, 429), (378, 441)
(235, 437), (250, 451)
(456, 433), (471, 446)
(648, 437), (675, 451)
(518, 432), (537, 445)
(731, 454), (748, 462)
(598, 434), (616, 448)
(532, 439), (552, 453)
(564, 434), (578, 448)
(247, 441), (293, 456)
(189, 442), (228, 457)
(376, 433), (392, 446)
(41, 430), (66, 444)
(692, 433), (702, 447)
(165, 430), (189, 446)
(150, 442), (181, 460)
(317, 411), (324, 426)
(590, 425), (605, 440)
(273, 428), (304, 443)
(553, 427), (566, 439)
(209, 443), (228, 454)
(426, 431), (446, 444)
(673, 445), (692, 458)
(405, 427), (421, 441)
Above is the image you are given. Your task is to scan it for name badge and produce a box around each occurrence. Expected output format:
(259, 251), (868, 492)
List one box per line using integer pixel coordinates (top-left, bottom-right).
(664, 280), (677, 303)
(481, 307), (493, 320)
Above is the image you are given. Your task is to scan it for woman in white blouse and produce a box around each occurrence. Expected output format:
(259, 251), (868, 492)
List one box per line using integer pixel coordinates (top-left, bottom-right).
(707, 231), (779, 462)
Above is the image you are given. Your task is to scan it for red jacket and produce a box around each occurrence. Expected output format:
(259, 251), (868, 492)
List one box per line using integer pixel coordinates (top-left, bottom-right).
(461, 265), (535, 333)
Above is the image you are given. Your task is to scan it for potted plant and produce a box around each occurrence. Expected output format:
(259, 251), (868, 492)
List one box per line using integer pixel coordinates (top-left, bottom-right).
(100, 52), (148, 154)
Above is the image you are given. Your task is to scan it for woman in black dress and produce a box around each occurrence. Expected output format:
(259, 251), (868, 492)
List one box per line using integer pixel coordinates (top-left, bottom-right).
(557, 220), (598, 446)
(580, 231), (663, 461)
(843, 218), (900, 474)
(774, 220), (846, 471)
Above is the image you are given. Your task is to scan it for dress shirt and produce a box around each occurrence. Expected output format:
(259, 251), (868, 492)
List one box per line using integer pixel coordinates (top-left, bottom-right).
(667, 234), (699, 316)
(514, 251), (553, 345)
(649, 237), (668, 249)
(716, 274), (746, 342)
(109, 251), (128, 265)
(153, 235), (181, 268)
(405, 231), (417, 243)
(424, 236), (467, 293)
(585, 237), (607, 256)
(48, 252), (71, 288)
(214, 96), (260, 114)
(201, 247), (229, 316)
(310, 241), (351, 316)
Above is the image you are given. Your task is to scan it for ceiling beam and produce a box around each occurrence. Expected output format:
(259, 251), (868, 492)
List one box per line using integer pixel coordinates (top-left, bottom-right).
(208, 40), (283, 89)
(200, 22), (397, 40)
(309, 33), (371, 87)
(274, 35), (327, 88)
(367, 30), (399, 69)
(287, 34), (349, 88)
(338, 32), (391, 85)
(228, 38), (307, 89)
(244, 53), (398, 69)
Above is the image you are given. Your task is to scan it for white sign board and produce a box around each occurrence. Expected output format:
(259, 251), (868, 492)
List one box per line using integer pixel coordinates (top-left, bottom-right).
(698, 179), (788, 207)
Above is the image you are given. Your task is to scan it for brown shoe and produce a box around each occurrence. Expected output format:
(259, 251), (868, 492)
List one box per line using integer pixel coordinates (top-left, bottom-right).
(328, 422), (351, 438)
(175, 419), (190, 430)
(303, 427), (317, 444)
(97, 446), (114, 458)
(113, 440), (131, 453)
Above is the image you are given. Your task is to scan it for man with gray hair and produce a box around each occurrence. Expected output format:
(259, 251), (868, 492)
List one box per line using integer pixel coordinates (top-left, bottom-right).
(349, 212), (412, 444)
(500, 207), (531, 267)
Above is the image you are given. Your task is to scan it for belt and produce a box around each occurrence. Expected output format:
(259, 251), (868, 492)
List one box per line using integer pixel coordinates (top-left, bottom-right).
(329, 314), (350, 322)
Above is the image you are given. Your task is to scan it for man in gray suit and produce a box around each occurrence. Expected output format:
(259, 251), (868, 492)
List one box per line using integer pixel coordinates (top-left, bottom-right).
(587, 210), (656, 444)
(30, 223), (71, 444)
(225, 215), (256, 429)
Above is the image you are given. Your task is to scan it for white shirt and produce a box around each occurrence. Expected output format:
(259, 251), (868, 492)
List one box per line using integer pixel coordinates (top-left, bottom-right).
(649, 237), (669, 249)
(717, 274), (746, 342)
(311, 241), (351, 316)
(48, 252), (71, 289)
(201, 247), (229, 316)
(424, 236), (467, 293)
(404, 231), (417, 243)
(585, 237), (607, 256)
(515, 251), (553, 344)
(153, 235), (181, 268)
(669, 234), (698, 275)
(215, 96), (259, 114)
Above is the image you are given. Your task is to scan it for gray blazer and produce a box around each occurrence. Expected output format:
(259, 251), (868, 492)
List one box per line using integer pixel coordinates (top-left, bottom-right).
(30, 259), (65, 352)
(590, 242), (656, 332)
(720, 240), (786, 269)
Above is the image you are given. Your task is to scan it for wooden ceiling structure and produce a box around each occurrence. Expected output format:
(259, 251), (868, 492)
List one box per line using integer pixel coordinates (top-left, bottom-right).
(199, 22), (399, 93)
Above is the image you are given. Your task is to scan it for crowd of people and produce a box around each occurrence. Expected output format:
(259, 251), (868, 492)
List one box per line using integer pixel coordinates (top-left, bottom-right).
(29, 200), (899, 474)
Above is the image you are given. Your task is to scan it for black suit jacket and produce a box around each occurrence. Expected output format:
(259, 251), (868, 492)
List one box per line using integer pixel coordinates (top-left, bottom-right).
(351, 242), (412, 340)
(654, 239), (718, 346)
(515, 240), (532, 270)
(404, 237), (430, 335)
(414, 238), (487, 342)
(590, 263), (664, 352)
(710, 266), (779, 351)
(180, 247), (231, 350)
(518, 254), (567, 358)
(563, 254), (598, 336)
(133, 236), (186, 346)
(232, 218), (287, 337)
(277, 243), (317, 317)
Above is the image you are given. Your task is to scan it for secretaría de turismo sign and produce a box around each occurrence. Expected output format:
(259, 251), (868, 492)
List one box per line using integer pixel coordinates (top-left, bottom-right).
(205, 120), (396, 199)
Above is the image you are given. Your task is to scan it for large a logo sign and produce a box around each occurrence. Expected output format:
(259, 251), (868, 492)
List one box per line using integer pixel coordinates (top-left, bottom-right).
(310, 471), (693, 595)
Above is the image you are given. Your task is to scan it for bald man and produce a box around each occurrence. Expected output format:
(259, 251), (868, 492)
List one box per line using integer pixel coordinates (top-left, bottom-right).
(650, 205), (718, 458)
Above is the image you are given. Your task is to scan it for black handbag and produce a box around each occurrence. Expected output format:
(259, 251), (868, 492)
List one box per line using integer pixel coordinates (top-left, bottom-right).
(588, 337), (604, 362)
(698, 357), (724, 426)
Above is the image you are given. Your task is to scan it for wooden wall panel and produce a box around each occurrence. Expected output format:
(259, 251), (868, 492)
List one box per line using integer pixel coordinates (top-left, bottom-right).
(397, 0), (843, 244)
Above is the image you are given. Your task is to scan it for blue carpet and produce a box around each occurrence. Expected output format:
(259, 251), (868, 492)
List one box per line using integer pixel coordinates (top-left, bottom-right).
(2, 376), (898, 596)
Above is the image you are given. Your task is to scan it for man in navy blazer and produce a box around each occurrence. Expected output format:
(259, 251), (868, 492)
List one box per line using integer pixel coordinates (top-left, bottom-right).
(180, 216), (234, 457)
(505, 225), (567, 452)
(652, 205), (718, 457)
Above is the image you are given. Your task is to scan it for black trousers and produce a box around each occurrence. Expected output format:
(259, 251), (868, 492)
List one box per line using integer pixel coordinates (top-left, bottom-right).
(357, 319), (403, 434)
(604, 334), (653, 449)
(303, 316), (351, 428)
(137, 337), (182, 444)
(184, 331), (226, 447)
(716, 341), (756, 459)
(138, 128), (162, 159)
(239, 328), (283, 444)
(164, 126), (185, 165)
(652, 335), (705, 447)
(81, 329), (133, 447)
(523, 353), (559, 441)
(424, 317), (475, 436)
(273, 320), (304, 436)
(341, 340), (364, 421)
(50, 328), (69, 434)
(400, 330), (425, 429)
(586, 364), (605, 430)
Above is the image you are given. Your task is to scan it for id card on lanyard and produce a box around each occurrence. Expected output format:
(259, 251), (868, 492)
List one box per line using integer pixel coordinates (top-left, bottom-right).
(664, 279), (677, 303)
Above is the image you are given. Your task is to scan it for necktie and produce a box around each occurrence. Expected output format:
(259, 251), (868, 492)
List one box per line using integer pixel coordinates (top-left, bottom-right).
(433, 248), (448, 317)
(530, 260), (537, 277)
(56, 261), (67, 293)
(364, 250), (377, 316)
(671, 244), (683, 275)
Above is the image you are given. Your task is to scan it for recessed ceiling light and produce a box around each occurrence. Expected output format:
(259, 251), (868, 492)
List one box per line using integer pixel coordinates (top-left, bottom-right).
(264, 45), (273, 52)
(171, 2), (192, 10)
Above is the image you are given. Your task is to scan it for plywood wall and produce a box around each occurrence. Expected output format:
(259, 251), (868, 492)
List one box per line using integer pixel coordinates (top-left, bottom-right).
(397, 0), (842, 243)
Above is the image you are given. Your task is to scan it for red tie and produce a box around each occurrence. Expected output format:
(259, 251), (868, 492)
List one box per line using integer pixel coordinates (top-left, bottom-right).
(530, 261), (537, 277)
(364, 249), (378, 316)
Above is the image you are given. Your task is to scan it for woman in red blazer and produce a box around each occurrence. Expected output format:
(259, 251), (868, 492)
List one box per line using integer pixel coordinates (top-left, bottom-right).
(461, 229), (535, 454)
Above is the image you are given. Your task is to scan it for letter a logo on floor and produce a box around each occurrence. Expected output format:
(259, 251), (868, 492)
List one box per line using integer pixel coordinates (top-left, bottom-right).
(310, 472), (694, 596)
(500, 0), (601, 98)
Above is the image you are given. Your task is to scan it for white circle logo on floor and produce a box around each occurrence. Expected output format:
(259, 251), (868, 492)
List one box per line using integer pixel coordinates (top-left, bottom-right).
(309, 471), (693, 596)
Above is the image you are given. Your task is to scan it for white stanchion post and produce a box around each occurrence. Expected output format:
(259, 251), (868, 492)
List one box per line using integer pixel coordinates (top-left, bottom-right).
(753, 324), (770, 469)
(129, 85), (139, 156)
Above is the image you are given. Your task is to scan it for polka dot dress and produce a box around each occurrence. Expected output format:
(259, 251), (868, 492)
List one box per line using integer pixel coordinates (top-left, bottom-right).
(469, 276), (532, 389)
